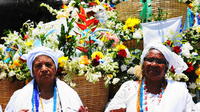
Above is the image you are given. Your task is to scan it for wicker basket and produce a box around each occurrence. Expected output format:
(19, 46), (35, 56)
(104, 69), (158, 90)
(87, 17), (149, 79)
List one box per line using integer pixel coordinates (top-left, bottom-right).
(123, 39), (143, 50)
(0, 79), (24, 110)
(116, 0), (187, 23)
(73, 76), (109, 112)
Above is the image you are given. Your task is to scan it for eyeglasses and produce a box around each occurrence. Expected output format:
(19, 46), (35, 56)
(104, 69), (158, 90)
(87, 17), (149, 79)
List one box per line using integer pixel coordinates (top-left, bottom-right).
(144, 57), (167, 64)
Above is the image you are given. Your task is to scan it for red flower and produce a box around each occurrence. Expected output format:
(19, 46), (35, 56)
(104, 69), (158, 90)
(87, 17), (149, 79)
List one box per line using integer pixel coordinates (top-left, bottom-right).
(76, 7), (99, 32)
(170, 66), (175, 73)
(185, 62), (195, 73)
(86, 18), (96, 27)
(23, 34), (29, 40)
(165, 40), (172, 46)
(87, 11), (96, 18)
(89, 2), (97, 6)
(78, 13), (86, 22)
(172, 46), (181, 54)
(76, 46), (88, 53)
(85, 40), (95, 44)
(117, 50), (127, 58)
(92, 58), (100, 66)
(76, 23), (87, 30)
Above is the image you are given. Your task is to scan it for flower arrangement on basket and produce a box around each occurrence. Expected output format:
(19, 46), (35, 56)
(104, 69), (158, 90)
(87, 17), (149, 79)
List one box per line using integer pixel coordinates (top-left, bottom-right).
(0, 0), (137, 87)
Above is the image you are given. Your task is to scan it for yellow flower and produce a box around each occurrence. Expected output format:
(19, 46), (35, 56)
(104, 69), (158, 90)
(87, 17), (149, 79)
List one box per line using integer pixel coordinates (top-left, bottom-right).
(95, 0), (100, 5)
(116, 44), (127, 50)
(66, 35), (72, 38)
(197, 27), (200, 33)
(56, 13), (69, 19)
(80, 55), (90, 65)
(79, 40), (84, 44)
(195, 67), (200, 76)
(91, 51), (104, 59)
(123, 18), (141, 32)
(58, 56), (68, 67)
(62, 4), (68, 10)
(13, 60), (21, 67)
(103, 4), (109, 9)
(25, 41), (33, 46)
(9, 64), (15, 69)
(100, 35), (109, 42)
(107, 74), (113, 79)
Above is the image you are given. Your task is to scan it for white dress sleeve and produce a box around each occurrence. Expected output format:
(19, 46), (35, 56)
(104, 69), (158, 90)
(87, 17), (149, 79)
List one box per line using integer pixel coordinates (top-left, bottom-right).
(184, 93), (200, 112)
(104, 81), (138, 112)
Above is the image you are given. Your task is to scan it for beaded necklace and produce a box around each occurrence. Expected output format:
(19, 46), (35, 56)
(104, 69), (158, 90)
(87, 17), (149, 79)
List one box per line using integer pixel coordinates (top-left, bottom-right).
(32, 81), (57, 112)
(139, 80), (164, 112)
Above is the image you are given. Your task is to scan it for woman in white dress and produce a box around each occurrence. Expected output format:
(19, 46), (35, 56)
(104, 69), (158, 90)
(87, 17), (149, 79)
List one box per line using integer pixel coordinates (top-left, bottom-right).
(5, 46), (88, 112)
(105, 42), (199, 112)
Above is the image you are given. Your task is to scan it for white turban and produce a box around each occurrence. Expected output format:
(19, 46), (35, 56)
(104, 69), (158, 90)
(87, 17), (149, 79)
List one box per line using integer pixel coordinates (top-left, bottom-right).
(21, 46), (64, 77)
(140, 42), (188, 74)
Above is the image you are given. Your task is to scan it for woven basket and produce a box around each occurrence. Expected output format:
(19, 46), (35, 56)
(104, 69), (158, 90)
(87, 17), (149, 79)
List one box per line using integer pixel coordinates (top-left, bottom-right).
(0, 79), (24, 110)
(123, 39), (143, 50)
(116, 0), (187, 23)
(0, 77), (108, 112)
(73, 76), (109, 112)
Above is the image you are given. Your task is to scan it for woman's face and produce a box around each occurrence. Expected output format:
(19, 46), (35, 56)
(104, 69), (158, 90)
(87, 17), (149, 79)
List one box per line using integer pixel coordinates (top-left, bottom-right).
(142, 49), (168, 81)
(32, 55), (56, 85)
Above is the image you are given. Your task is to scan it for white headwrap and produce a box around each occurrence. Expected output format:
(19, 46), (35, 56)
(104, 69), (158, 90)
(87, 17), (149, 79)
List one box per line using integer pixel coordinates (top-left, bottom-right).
(140, 42), (188, 74)
(21, 46), (64, 77)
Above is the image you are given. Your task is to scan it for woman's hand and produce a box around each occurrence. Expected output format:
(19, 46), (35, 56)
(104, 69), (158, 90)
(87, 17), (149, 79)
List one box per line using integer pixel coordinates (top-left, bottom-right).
(110, 108), (126, 112)
(78, 106), (88, 112)
(18, 109), (29, 112)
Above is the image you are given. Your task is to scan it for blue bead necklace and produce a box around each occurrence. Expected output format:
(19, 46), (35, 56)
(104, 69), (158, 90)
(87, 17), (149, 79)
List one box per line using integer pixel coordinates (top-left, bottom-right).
(32, 81), (57, 112)
(140, 80), (164, 112)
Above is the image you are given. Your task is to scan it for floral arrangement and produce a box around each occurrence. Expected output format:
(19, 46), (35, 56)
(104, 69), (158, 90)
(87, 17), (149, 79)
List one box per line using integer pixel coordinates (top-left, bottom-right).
(162, 26), (200, 96)
(0, 0), (138, 87)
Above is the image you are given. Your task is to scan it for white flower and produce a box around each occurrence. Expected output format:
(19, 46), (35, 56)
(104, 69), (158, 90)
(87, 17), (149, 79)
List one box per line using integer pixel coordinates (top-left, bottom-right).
(127, 67), (134, 75)
(125, 48), (131, 58)
(120, 64), (127, 72)
(132, 29), (142, 39)
(0, 71), (7, 79)
(85, 72), (102, 83)
(69, 82), (76, 88)
(181, 42), (193, 58)
(181, 50), (191, 58)
(112, 78), (120, 85)
(173, 73), (189, 81)
(191, 52), (198, 56)
(8, 71), (15, 77)
(0, 44), (6, 51)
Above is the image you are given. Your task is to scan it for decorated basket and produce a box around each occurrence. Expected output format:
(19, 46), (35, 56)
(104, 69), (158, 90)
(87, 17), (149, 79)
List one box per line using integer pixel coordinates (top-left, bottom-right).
(116, 0), (187, 23)
(73, 76), (109, 112)
(0, 80), (24, 110)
